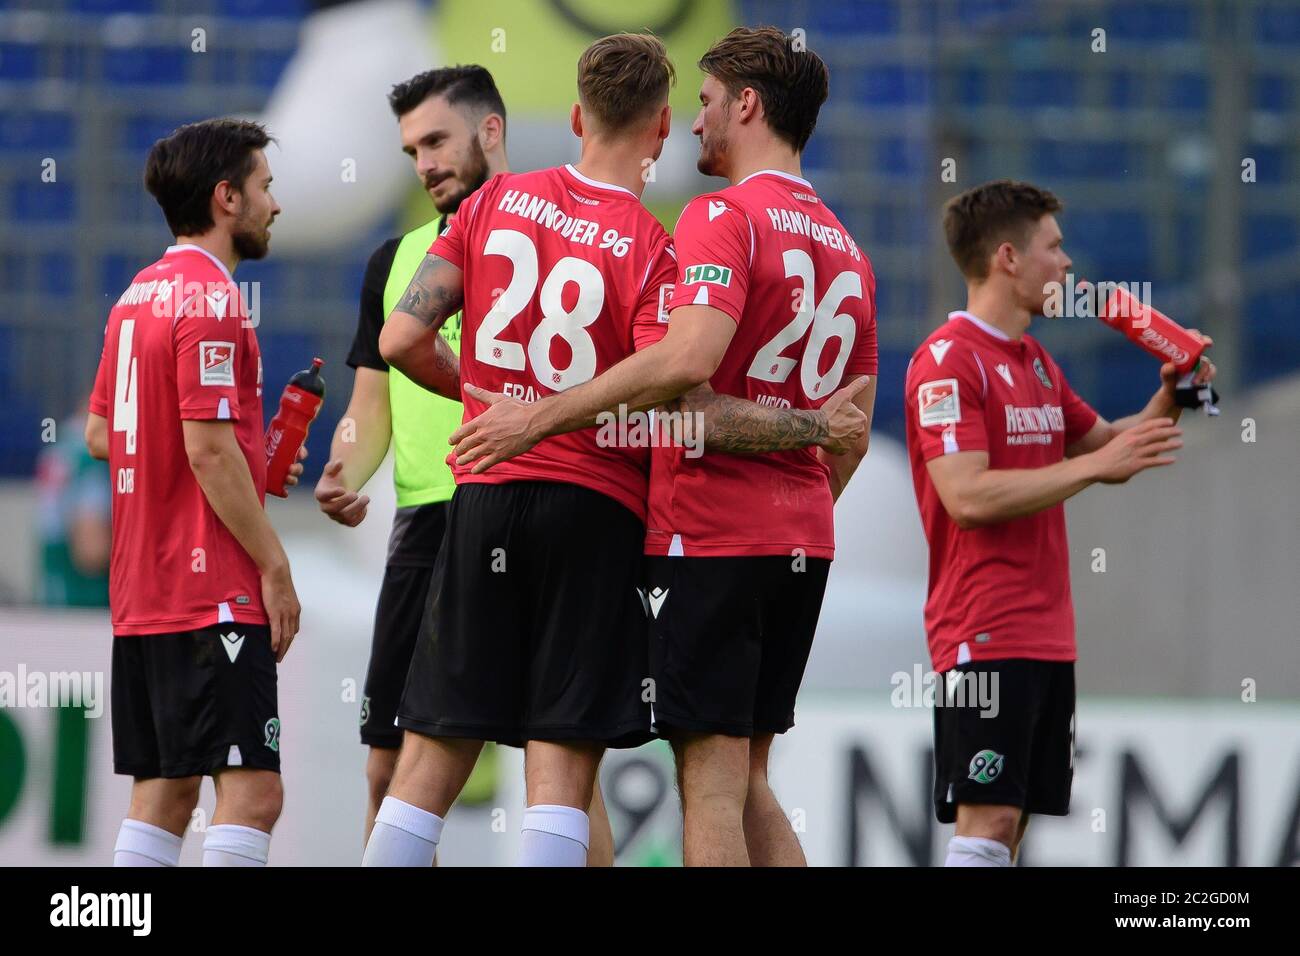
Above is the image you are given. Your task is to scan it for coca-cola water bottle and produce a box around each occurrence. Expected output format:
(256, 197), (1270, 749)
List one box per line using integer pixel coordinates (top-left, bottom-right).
(1096, 286), (1207, 374)
(1095, 286), (1219, 415)
(265, 358), (325, 497)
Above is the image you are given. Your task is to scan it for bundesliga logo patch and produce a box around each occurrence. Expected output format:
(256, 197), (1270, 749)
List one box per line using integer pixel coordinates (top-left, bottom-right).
(200, 341), (235, 386)
(657, 283), (673, 323)
(918, 378), (961, 426)
(683, 264), (732, 287)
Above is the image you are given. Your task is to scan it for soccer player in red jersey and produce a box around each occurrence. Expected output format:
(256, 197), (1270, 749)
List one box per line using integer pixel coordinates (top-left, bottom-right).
(358, 33), (680, 868)
(85, 119), (305, 867)
(449, 27), (879, 866)
(904, 180), (1216, 866)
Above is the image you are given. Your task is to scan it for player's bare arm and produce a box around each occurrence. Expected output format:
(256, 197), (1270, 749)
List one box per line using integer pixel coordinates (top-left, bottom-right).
(1067, 334), (1216, 457)
(929, 417), (1182, 529)
(670, 375), (872, 457)
(182, 419), (301, 660)
(451, 304), (736, 473)
(315, 366), (391, 527)
(378, 253), (464, 400)
(84, 412), (109, 460)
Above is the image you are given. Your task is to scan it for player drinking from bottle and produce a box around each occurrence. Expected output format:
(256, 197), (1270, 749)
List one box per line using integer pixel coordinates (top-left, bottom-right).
(903, 179), (1216, 866)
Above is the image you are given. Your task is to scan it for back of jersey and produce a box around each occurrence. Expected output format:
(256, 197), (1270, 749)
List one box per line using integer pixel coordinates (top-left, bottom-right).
(647, 170), (878, 559)
(90, 245), (267, 635)
(431, 164), (676, 520)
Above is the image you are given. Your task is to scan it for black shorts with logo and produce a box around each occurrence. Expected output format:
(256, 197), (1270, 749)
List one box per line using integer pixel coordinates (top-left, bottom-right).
(398, 481), (652, 748)
(933, 658), (1075, 824)
(360, 503), (447, 748)
(111, 624), (279, 778)
(644, 554), (831, 738)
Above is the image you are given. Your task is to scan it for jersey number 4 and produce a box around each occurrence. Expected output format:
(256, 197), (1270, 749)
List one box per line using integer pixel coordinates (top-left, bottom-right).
(476, 229), (604, 391)
(113, 318), (138, 454)
(747, 248), (861, 399)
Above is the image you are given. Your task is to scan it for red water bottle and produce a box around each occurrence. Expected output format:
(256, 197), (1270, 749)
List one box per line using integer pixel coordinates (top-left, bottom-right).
(266, 358), (326, 497)
(1096, 285), (1207, 375)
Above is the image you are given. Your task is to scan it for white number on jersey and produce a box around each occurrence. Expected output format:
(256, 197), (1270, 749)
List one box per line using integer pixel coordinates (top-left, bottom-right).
(476, 229), (605, 391)
(113, 318), (138, 454)
(746, 248), (861, 399)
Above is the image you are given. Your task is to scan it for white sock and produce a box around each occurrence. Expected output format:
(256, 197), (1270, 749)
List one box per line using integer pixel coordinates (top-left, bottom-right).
(113, 819), (183, 867)
(202, 824), (271, 867)
(519, 804), (589, 867)
(945, 835), (1012, 867)
(362, 796), (444, 867)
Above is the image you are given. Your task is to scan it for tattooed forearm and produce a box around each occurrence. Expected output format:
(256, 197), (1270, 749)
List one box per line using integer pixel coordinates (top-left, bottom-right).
(433, 334), (461, 400)
(677, 384), (828, 454)
(394, 255), (464, 329)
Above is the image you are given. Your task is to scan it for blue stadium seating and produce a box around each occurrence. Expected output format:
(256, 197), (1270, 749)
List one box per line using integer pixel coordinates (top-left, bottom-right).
(71, 0), (156, 13)
(1109, 1), (1198, 41)
(1247, 287), (1300, 380)
(38, 252), (75, 296)
(1257, 2), (1300, 44)
(10, 181), (76, 222)
(217, 0), (308, 19)
(102, 46), (187, 86)
(0, 43), (40, 81)
(1245, 212), (1296, 261)
(856, 65), (930, 107)
(1033, 139), (1134, 179)
(806, 0), (899, 36)
(1165, 73), (1208, 111)
(1012, 69), (1079, 109)
(0, 111), (75, 151)
(1253, 73), (1290, 111)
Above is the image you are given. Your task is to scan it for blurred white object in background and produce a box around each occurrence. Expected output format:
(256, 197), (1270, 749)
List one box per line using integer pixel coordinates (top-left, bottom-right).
(257, 0), (441, 252)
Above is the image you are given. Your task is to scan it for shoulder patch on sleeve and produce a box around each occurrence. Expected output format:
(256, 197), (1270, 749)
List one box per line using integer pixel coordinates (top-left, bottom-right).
(918, 378), (961, 426)
(658, 284), (674, 323)
(200, 341), (236, 386)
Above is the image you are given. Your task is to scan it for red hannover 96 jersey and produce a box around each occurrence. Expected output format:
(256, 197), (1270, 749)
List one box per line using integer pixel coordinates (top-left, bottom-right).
(431, 164), (676, 520)
(904, 311), (1099, 672)
(89, 244), (267, 636)
(643, 170), (878, 559)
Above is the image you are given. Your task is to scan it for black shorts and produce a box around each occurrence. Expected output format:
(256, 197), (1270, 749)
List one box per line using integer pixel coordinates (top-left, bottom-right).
(360, 503), (447, 748)
(111, 624), (279, 778)
(644, 554), (831, 738)
(398, 481), (652, 748)
(933, 658), (1075, 824)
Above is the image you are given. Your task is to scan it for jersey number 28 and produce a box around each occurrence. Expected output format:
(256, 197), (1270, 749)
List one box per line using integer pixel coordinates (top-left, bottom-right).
(476, 229), (605, 391)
